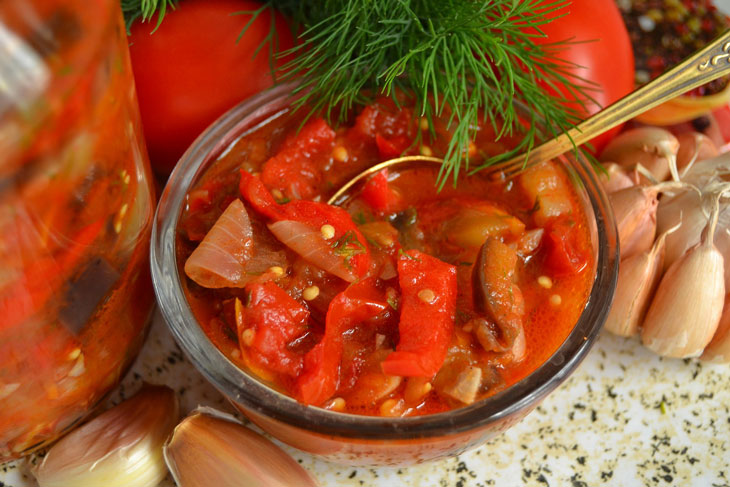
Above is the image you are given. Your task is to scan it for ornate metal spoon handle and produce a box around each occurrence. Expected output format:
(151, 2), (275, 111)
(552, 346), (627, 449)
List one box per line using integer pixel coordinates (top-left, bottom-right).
(494, 30), (730, 177)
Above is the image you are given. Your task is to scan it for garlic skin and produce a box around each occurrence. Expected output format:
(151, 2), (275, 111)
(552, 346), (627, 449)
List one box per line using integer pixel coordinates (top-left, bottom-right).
(600, 127), (679, 183)
(608, 186), (658, 259)
(164, 407), (319, 487)
(599, 162), (635, 194)
(604, 229), (667, 337)
(676, 132), (719, 175)
(701, 294), (730, 363)
(641, 201), (725, 359)
(682, 152), (730, 189)
(33, 385), (178, 487)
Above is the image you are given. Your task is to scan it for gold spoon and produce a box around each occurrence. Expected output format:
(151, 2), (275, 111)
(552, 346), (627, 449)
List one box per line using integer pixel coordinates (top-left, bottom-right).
(328, 30), (730, 205)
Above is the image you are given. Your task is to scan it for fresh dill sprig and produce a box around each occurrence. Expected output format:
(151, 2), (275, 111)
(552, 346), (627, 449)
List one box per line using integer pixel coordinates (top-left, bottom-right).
(331, 230), (366, 258)
(121, 0), (177, 32)
(270, 0), (594, 185)
(123, 0), (596, 182)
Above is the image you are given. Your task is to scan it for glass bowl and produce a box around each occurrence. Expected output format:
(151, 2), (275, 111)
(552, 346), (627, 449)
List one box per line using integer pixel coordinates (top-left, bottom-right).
(151, 83), (619, 466)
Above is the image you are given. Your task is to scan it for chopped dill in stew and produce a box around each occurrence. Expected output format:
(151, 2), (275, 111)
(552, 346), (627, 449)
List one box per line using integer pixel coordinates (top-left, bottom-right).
(177, 96), (595, 416)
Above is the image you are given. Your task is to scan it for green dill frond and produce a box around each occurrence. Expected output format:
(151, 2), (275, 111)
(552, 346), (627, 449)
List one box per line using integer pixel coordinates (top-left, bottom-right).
(121, 0), (177, 32)
(271, 0), (594, 185)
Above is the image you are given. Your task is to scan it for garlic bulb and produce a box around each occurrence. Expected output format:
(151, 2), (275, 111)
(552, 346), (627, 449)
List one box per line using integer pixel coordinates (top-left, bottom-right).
(33, 384), (178, 487)
(164, 407), (319, 487)
(682, 152), (730, 188)
(600, 127), (679, 182)
(701, 294), (730, 363)
(604, 225), (671, 337)
(641, 195), (725, 358)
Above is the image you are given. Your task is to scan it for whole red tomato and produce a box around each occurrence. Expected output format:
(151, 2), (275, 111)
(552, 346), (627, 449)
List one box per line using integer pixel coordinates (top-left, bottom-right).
(129, 0), (294, 176)
(532, 0), (634, 153)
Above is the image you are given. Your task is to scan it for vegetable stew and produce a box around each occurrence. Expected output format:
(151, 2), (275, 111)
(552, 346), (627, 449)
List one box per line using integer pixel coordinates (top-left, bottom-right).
(178, 97), (595, 416)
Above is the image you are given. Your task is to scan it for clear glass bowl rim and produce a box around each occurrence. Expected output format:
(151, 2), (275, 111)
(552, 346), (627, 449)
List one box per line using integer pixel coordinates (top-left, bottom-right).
(151, 82), (619, 440)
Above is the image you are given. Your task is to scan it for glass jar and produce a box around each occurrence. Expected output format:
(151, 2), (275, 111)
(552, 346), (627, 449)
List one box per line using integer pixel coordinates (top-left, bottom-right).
(0, 0), (155, 461)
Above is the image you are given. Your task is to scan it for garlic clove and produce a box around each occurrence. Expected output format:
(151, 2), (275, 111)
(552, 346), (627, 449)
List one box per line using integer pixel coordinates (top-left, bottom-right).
(676, 132), (719, 176)
(608, 186), (658, 260)
(604, 228), (667, 337)
(700, 294), (730, 363)
(642, 195), (726, 358)
(33, 384), (178, 487)
(621, 206), (657, 259)
(657, 188), (730, 275)
(656, 188), (704, 268)
(600, 127), (679, 183)
(598, 162), (636, 194)
(164, 407), (319, 487)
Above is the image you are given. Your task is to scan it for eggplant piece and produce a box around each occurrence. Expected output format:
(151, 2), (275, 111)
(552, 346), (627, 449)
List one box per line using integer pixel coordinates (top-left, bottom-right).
(470, 238), (526, 361)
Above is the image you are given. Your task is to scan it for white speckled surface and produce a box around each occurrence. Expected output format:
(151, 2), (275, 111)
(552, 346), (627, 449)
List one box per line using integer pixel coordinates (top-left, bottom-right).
(2, 309), (729, 487)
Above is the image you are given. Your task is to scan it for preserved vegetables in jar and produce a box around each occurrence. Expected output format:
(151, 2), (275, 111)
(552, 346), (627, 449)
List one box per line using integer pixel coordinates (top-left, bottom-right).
(0, 0), (155, 461)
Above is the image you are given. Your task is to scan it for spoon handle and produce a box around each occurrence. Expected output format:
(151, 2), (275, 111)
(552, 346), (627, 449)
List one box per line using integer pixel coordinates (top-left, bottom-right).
(497, 29), (730, 176)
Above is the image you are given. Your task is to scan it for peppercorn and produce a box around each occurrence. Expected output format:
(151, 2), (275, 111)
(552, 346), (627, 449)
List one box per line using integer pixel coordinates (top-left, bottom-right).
(618, 0), (729, 96)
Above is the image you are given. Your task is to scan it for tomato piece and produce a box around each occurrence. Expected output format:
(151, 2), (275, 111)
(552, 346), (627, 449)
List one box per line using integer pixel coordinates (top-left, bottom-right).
(359, 169), (402, 213)
(530, 0), (634, 153)
(128, 0), (295, 176)
(381, 250), (457, 377)
(240, 171), (372, 280)
(239, 281), (309, 377)
(261, 118), (336, 200)
(375, 134), (412, 159)
(296, 278), (387, 405)
(354, 98), (417, 159)
(543, 217), (589, 276)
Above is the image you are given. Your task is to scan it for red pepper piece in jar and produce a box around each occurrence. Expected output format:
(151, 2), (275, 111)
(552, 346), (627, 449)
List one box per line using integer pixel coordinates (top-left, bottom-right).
(260, 118), (335, 200)
(360, 169), (402, 214)
(296, 277), (387, 405)
(0, 218), (104, 332)
(239, 171), (372, 281)
(381, 250), (457, 377)
(238, 281), (309, 377)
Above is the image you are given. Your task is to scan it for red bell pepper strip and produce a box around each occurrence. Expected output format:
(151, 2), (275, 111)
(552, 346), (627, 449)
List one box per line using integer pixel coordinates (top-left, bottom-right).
(296, 277), (387, 405)
(239, 171), (372, 280)
(238, 281), (309, 377)
(381, 250), (457, 377)
(360, 169), (402, 214)
(261, 117), (335, 200)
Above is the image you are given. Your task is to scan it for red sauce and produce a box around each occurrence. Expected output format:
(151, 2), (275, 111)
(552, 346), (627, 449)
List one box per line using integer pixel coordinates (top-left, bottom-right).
(178, 97), (595, 416)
